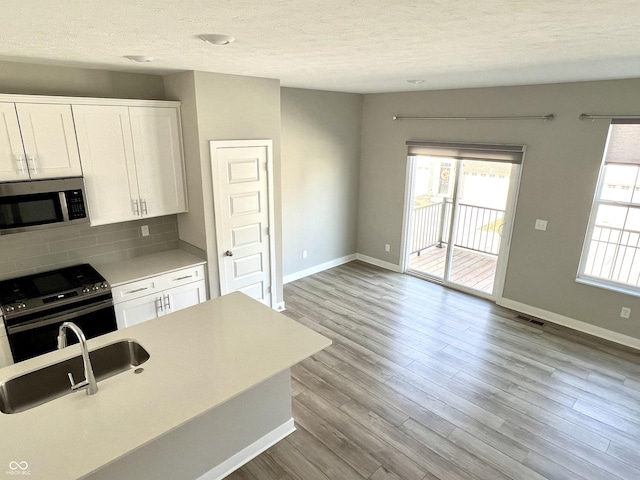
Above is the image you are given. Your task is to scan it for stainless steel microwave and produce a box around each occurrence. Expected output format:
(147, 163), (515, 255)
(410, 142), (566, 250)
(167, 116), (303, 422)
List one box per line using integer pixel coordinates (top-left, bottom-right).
(0, 178), (89, 234)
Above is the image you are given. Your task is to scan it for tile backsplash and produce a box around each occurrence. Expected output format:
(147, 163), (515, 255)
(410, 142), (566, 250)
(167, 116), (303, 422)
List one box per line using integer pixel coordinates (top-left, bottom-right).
(0, 215), (179, 281)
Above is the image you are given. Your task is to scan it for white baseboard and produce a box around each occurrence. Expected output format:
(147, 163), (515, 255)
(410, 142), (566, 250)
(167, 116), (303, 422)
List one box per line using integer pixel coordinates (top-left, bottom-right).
(283, 254), (357, 284)
(197, 418), (296, 480)
(498, 298), (640, 351)
(355, 253), (402, 273)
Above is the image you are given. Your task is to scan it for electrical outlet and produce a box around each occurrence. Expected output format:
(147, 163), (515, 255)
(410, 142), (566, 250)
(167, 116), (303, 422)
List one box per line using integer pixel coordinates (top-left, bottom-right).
(302, 250), (308, 259)
(621, 307), (631, 319)
(534, 219), (548, 231)
(141, 225), (150, 237)
(385, 244), (391, 252)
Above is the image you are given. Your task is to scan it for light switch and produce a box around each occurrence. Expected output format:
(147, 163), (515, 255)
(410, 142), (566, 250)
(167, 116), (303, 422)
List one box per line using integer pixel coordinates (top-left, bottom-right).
(535, 219), (548, 231)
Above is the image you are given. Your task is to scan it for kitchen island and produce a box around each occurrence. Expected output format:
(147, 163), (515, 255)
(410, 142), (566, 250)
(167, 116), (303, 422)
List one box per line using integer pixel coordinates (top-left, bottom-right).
(0, 292), (330, 479)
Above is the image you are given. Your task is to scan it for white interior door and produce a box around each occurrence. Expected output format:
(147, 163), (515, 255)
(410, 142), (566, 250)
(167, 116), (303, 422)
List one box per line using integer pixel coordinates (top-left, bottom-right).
(210, 140), (276, 307)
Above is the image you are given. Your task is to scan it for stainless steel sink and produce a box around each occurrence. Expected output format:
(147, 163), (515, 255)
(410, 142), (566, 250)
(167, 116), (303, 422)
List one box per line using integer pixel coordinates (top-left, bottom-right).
(0, 340), (150, 414)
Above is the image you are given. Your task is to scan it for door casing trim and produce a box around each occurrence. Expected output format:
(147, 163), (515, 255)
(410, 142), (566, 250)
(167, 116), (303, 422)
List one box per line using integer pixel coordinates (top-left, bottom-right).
(209, 139), (276, 309)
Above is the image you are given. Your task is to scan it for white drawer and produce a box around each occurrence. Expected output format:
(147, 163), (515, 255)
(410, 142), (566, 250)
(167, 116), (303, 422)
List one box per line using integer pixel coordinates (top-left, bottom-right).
(111, 265), (206, 304)
(111, 277), (162, 304)
(162, 265), (206, 290)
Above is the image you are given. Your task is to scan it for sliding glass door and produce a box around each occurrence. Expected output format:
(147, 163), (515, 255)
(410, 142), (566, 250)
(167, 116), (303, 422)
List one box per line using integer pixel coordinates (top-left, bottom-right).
(402, 142), (522, 299)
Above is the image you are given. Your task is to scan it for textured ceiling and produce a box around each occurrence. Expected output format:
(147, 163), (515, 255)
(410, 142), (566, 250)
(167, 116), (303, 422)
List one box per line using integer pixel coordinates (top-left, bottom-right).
(2, 0), (640, 93)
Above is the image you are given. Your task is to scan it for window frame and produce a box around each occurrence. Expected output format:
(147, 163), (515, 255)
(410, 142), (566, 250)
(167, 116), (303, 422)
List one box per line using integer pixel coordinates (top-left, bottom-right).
(577, 123), (640, 296)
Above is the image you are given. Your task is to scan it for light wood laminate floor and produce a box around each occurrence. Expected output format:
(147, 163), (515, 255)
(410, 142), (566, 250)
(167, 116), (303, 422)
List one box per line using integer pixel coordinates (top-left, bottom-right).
(227, 261), (640, 480)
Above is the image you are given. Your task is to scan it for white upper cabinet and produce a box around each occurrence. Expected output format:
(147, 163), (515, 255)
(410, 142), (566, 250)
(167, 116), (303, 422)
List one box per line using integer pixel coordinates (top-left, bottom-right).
(0, 94), (186, 226)
(0, 103), (25, 182)
(72, 105), (141, 225)
(73, 104), (187, 225)
(129, 107), (187, 217)
(0, 102), (82, 181)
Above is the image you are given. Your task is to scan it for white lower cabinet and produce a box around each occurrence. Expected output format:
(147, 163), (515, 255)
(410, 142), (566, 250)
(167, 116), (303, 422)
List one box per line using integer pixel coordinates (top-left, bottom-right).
(112, 265), (206, 330)
(114, 281), (206, 329)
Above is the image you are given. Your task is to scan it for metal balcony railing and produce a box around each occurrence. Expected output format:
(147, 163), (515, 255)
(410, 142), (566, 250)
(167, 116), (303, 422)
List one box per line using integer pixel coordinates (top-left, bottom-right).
(584, 225), (640, 286)
(411, 203), (444, 254)
(411, 201), (505, 256)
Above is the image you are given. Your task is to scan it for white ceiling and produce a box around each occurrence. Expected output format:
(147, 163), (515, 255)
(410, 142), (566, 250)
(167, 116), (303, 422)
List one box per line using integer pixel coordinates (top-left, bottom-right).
(3, 0), (640, 94)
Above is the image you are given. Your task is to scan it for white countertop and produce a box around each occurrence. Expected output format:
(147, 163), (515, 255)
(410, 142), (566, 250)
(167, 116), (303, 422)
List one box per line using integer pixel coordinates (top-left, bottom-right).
(0, 292), (330, 480)
(93, 249), (206, 286)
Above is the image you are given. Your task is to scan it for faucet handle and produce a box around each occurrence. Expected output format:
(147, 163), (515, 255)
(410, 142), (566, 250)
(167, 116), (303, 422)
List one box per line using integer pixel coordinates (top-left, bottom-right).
(67, 372), (89, 392)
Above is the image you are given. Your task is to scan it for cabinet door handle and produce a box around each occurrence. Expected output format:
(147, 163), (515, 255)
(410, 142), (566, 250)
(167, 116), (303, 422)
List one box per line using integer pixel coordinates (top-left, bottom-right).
(224, 250), (233, 257)
(155, 296), (163, 313)
(15, 155), (27, 175)
(125, 287), (148, 294)
(26, 155), (37, 175)
(141, 199), (148, 215)
(164, 294), (171, 310)
(133, 199), (140, 215)
(173, 275), (193, 281)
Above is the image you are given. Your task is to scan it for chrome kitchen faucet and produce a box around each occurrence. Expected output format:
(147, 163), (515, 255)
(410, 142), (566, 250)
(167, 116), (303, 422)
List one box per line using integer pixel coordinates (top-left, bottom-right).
(57, 322), (98, 395)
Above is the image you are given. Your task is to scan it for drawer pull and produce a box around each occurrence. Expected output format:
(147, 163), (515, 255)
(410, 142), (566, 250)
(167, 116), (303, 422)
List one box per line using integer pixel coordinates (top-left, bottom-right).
(126, 287), (149, 294)
(173, 275), (193, 281)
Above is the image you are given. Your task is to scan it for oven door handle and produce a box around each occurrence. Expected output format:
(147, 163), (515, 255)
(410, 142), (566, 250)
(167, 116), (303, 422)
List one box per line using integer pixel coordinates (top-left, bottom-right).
(6, 299), (114, 335)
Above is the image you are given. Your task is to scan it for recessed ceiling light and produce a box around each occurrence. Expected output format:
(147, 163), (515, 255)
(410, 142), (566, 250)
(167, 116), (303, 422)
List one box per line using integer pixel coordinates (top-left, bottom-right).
(198, 34), (235, 46)
(407, 79), (425, 85)
(125, 55), (154, 63)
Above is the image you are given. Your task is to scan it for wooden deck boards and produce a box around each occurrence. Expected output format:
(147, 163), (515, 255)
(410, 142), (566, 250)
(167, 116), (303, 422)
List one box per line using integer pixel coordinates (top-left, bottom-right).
(227, 261), (640, 480)
(409, 246), (497, 293)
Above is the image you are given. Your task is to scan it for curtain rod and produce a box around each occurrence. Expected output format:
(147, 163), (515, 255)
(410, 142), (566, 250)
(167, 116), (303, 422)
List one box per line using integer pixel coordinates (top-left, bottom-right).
(392, 114), (554, 121)
(579, 114), (640, 121)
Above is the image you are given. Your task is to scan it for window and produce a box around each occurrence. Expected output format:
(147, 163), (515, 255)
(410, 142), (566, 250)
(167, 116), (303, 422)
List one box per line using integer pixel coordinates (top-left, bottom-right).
(578, 121), (640, 294)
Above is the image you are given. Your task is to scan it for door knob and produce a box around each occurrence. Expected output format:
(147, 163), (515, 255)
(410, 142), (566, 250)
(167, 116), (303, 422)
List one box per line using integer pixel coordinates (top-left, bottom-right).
(224, 250), (234, 257)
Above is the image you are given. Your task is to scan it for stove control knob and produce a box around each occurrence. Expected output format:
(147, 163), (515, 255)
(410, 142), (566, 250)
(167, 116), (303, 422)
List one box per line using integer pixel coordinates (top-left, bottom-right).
(100, 282), (108, 289)
(82, 287), (90, 293)
(6, 305), (15, 312)
(92, 285), (99, 291)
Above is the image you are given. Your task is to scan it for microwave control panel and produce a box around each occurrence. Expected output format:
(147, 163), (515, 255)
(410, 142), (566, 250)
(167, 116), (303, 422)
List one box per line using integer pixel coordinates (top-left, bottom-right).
(65, 190), (87, 220)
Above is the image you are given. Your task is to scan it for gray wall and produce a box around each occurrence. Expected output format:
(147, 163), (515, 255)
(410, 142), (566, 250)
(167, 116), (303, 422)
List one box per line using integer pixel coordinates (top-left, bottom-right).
(163, 72), (205, 249)
(164, 71), (284, 304)
(358, 78), (640, 339)
(0, 60), (165, 99)
(280, 88), (362, 277)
